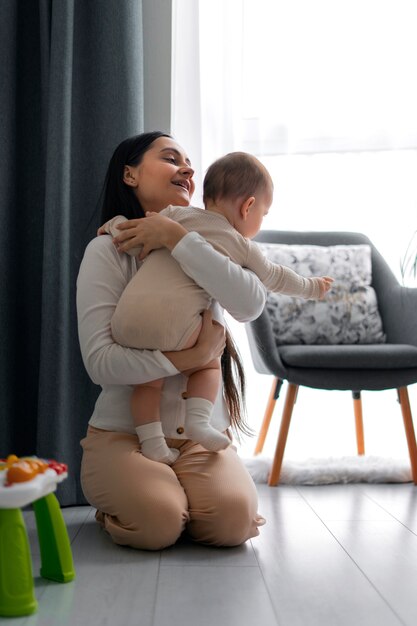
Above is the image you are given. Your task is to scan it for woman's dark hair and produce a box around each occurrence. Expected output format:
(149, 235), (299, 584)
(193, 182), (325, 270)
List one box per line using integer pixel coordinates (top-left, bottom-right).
(100, 131), (251, 437)
(222, 327), (252, 439)
(100, 131), (172, 225)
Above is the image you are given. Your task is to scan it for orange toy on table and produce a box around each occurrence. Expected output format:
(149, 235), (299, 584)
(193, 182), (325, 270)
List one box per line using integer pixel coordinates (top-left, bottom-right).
(3, 455), (48, 485)
(0, 454), (75, 617)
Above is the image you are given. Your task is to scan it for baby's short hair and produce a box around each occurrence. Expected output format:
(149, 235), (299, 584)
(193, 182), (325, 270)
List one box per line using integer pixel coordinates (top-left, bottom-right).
(203, 152), (273, 205)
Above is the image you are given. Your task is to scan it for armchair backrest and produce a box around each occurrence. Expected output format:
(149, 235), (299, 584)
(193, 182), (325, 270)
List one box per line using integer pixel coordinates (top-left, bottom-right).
(253, 230), (408, 345)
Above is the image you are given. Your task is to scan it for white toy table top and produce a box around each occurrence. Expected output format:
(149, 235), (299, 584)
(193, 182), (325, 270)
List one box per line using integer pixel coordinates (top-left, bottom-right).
(0, 457), (68, 509)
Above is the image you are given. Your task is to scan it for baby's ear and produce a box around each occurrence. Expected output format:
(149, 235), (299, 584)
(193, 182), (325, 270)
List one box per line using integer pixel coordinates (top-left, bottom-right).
(239, 196), (256, 220)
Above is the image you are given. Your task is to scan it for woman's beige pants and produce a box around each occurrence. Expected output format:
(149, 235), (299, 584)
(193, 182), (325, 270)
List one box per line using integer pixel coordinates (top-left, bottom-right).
(80, 426), (265, 550)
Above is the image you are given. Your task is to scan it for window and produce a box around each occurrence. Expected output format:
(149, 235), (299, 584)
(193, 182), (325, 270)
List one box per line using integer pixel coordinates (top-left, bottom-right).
(199, 0), (417, 156)
(172, 0), (417, 283)
(172, 0), (417, 458)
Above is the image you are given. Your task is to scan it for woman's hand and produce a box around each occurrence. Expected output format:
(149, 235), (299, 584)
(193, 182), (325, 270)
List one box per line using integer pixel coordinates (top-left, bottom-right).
(112, 212), (188, 260)
(97, 224), (109, 236)
(163, 310), (226, 372)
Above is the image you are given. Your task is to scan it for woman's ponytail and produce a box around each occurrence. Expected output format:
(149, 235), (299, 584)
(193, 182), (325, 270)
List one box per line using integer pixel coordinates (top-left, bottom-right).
(221, 328), (253, 439)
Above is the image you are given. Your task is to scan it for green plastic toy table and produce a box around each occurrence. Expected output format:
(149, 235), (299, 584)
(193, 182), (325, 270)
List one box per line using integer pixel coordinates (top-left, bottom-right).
(0, 457), (76, 617)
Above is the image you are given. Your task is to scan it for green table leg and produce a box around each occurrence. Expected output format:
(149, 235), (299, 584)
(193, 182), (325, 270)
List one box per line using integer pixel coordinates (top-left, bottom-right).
(0, 508), (38, 617)
(33, 493), (76, 583)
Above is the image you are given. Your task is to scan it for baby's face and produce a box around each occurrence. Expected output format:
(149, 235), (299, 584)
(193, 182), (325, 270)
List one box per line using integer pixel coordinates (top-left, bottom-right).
(239, 190), (272, 239)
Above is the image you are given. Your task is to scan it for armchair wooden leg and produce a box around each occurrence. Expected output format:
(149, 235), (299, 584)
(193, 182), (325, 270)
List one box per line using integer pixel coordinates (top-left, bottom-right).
(254, 378), (283, 455)
(397, 387), (417, 485)
(268, 383), (298, 486)
(352, 391), (365, 455)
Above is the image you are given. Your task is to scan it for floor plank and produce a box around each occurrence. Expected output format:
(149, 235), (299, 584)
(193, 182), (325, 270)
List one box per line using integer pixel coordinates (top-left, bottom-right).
(361, 484), (417, 535)
(161, 536), (258, 567)
(326, 519), (417, 626)
(297, 484), (393, 521)
(154, 565), (278, 626)
(252, 485), (402, 626)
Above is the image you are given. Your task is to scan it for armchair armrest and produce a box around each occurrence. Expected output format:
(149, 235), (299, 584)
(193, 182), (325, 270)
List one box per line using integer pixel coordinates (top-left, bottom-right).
(371, 244), (417, 346)
(378, 284), (417, 347)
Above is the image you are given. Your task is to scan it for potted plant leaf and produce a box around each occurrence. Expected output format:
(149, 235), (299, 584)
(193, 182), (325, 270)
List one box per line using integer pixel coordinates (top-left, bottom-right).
(400, 230), (417, 286)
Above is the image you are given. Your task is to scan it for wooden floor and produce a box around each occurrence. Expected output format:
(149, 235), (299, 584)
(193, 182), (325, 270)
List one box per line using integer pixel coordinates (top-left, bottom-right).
(3, 483), (417, 626)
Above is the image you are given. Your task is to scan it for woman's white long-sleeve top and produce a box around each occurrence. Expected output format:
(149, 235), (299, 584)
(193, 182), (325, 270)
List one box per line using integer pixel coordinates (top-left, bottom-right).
(76, 231), (267, 436)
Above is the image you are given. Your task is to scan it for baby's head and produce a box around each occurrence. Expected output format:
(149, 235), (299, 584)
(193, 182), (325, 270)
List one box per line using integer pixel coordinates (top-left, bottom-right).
(203, 152), (273, 238)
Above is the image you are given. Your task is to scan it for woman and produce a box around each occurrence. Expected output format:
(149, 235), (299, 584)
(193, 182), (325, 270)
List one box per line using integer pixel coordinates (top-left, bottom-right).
(77, 131), (267, 550)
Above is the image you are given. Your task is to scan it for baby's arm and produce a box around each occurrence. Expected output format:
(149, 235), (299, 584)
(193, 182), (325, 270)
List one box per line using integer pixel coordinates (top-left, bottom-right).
(172, 232), (267, 321)
(246, 243), (333, 300)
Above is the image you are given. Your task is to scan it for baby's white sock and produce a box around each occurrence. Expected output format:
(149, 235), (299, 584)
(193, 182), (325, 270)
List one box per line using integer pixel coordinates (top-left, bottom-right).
(135, 422), (179, 465)
(184, 397), (230, 451)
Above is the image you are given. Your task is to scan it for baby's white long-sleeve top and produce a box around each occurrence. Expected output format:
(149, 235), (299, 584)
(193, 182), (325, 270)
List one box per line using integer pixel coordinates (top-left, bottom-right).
(76, 230), (267, 435)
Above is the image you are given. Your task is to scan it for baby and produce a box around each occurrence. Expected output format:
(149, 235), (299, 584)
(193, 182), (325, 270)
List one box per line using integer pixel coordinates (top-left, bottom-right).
(102, 152), (333, 464)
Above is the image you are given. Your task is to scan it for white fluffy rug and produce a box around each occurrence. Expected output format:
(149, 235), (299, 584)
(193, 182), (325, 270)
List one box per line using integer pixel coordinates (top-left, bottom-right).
(243, 455), (412, 484)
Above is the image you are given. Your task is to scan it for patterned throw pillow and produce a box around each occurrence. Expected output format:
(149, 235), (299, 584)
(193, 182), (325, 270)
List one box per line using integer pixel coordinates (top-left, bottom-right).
(259, 243), (386, 345)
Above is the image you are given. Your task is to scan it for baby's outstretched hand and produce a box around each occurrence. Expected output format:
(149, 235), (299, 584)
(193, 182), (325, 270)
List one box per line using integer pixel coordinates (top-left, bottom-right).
(318, 276), (334, 299)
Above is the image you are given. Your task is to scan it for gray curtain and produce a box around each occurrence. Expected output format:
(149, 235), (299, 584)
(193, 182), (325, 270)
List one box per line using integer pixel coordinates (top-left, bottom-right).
(0, 0), (144, 505)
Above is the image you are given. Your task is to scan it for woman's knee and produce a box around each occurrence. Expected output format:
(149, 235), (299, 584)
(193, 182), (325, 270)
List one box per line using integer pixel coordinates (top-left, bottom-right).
(188, 490), (258, 547)
(80, 429), (190, 549)
(101, 494), (189, 550)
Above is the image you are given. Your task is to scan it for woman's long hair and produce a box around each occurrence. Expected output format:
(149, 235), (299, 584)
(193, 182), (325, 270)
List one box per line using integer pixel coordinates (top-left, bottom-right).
(100, 131), (251, 438)
(222, 326), (252, 439)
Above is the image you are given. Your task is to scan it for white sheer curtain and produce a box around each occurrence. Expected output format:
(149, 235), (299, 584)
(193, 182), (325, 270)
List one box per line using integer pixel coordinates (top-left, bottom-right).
(241, 0), (417, 154)
(197, 0), (417, 156)
(172, 0), (417, 459)
(173, 0), (417, 279)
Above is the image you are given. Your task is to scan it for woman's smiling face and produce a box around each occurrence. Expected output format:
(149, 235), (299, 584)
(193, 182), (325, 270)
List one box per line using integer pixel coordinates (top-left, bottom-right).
(124, 137), (195, 213)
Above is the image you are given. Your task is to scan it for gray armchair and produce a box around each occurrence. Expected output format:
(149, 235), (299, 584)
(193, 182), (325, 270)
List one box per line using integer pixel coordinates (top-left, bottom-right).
(245, 231), (417, 485)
